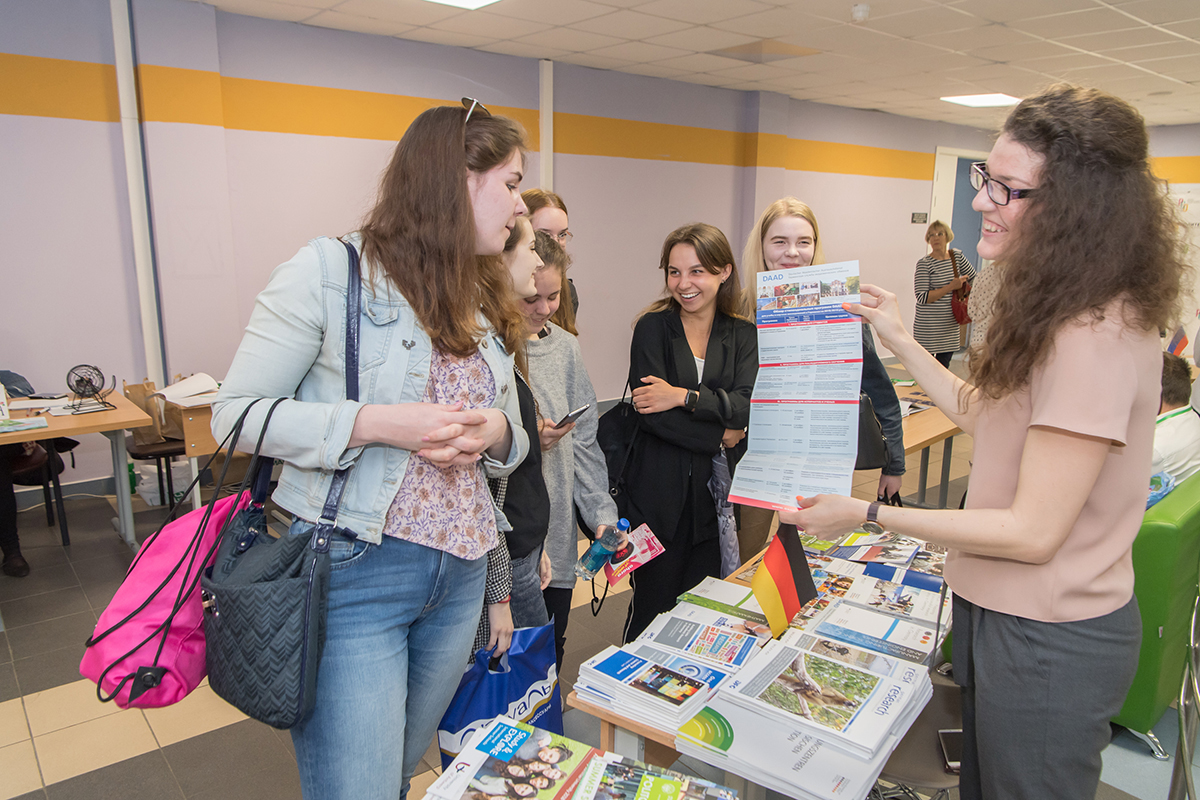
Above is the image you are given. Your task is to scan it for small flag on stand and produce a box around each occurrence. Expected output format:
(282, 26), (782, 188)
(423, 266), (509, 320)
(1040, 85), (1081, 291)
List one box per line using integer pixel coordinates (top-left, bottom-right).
(1169, 326), (1190, 357)
(751, 523), (819, 637)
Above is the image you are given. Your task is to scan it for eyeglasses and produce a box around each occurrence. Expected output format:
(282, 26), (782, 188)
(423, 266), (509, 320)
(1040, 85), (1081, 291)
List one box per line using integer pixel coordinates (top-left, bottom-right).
(970, 162), (1035, 206)
(461, 97), (490, 125)
(553, 231), (573, 245)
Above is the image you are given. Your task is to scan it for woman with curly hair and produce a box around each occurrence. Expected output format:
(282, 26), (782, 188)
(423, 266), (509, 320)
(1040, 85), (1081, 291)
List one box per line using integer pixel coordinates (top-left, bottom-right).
(780, 84), (1189, 799)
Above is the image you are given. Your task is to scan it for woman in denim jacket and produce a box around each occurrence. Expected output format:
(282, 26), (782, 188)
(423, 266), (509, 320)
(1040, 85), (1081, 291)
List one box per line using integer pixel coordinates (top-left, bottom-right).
(212, 102), (530, 800)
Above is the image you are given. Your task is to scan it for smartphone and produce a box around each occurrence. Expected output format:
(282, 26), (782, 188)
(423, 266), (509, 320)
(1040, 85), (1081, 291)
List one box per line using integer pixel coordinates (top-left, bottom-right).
(938, 728), (962, 774)
(29, 392), (67, 400)
(555, 403), (591, 427)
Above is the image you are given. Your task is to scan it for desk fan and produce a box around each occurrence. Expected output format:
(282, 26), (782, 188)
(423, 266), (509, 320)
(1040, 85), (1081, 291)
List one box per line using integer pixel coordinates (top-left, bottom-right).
(66, 364), (116, 413)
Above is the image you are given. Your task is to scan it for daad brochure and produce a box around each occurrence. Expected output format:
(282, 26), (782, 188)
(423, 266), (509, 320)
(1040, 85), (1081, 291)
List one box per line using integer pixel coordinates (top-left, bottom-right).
(729, 260), (864, 511)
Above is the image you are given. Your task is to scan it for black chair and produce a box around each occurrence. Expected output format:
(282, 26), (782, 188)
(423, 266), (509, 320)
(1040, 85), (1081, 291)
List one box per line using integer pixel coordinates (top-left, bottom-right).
(12, 438), (77, 546)
(124, 436), (187, 508)
(869, 671), (961, 800)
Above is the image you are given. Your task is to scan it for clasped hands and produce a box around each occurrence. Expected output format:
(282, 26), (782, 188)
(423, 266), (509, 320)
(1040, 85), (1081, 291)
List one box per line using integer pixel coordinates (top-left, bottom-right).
(351, 401), (509, 468)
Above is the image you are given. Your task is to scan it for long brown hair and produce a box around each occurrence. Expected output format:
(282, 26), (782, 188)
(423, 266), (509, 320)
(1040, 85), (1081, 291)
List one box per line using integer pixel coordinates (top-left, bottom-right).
(971, 84), (1189, 400)
(742, 198), (825, 310)
(491, 216), (536, 375)
(532, 231), (578, 335)
(359, 104), (527, 359)
(640, 223), (748, 321)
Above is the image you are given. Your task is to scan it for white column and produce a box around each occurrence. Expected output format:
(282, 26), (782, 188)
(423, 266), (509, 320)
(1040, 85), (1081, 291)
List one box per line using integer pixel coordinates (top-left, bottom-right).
(110, 0), (166, 386)
(539, 59), (554, 190)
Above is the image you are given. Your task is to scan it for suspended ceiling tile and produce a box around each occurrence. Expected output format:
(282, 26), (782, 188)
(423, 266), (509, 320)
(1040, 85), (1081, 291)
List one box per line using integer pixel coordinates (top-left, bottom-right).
(641, 26), (760, 51)
(555, 52), (639, 70)
(1163, 19), (1200, 37)
(482, 0), (614, 27)
(950, 0), (1102, 25)
(206, 0), (322, 21)
(514, 27), (627, 52)
(620, 62), (691, 79)
(583, 40), (692, 62)
(1137, 53), (1200, 80)
(1057, 26), (1183, 51)
(330, 0), (464, 26)
(303, 9), (417, 35)
(710, 7), (835, 39)
(1117, 0), (1200, 25)
(429, 11), (552, 39)
(776, 0), (934, 24)
(776, 23), (900, 59)
(568, 9), (693, 38)
(635, 0), (776, 25)
(1059, 62), (1164, 82)
(649, 52), (753, 73)
(861, 5), (989, 39)
(1024, 52), (1120, 74)
(968, 39), (1078, 62)
(400, 27), (498, 48)
(476, 40), (572, 59)
(912, 23), (1038, 50)
(1010, 8), (1145, 39)
(707, 62), (800, 81)
(1110, 41), (1200, 62)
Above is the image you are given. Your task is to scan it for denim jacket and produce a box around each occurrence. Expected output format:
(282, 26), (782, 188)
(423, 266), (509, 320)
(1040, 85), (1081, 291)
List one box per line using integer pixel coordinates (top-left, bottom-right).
(861, 323), (906, 477)
(212, 234), (528, 546)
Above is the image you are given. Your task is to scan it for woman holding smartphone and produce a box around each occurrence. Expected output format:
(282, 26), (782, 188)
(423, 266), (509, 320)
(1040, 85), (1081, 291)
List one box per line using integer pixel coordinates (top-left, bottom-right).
(622, 223), (757, 641)
(781, 84), (1187, 799)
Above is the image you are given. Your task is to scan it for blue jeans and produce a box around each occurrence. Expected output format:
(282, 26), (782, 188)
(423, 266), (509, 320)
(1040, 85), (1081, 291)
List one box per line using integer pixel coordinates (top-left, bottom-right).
(509, 546), (549, 630)
(289, 525), (486, 800)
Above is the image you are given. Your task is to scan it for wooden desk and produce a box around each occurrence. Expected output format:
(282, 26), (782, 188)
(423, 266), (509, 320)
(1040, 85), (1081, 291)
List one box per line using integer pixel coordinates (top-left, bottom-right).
(2, 393), (152, 549)
(897, 389), (962, 509)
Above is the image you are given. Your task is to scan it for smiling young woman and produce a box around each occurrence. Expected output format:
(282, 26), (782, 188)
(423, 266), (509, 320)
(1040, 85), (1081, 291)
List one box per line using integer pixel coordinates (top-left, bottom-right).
(621, 223), (758, 641)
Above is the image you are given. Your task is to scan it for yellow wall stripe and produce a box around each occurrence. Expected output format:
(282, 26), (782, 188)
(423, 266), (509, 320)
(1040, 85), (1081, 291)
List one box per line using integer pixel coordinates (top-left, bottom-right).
(1154, 156), (1200, 185)
(24, 56), (1200, 186)
(787, 139), (935, 180)
(555, 111), (749, 167)
(138, 64), (224, 126)
(0, 53), (118, 123)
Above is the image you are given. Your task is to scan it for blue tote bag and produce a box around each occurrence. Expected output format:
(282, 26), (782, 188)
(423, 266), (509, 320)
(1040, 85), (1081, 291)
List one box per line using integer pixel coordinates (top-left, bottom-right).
(436, 620), (563, 769)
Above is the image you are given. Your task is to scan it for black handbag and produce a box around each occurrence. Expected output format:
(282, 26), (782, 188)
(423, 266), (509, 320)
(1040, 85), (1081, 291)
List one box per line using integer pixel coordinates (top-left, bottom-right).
(200, 239), (362, 729)
(855, 391), (888, 471)
(576, 384), (640, 538)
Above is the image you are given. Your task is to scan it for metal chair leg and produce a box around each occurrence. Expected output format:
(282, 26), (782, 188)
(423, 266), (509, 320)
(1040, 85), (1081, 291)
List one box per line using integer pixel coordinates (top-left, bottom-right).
(40, 460), (54, 526)
(1130, 729), (1171, 760)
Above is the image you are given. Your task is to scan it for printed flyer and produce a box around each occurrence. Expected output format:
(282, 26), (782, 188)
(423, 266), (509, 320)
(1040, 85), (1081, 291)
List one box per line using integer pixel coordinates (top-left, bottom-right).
(729, 261), (864, 511)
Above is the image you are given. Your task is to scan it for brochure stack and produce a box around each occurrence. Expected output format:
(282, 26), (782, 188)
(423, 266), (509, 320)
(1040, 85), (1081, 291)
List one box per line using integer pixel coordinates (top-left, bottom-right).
(424, 716), (738, 800)
(574, 603), (770, 733)
(676, 640), (932, 800)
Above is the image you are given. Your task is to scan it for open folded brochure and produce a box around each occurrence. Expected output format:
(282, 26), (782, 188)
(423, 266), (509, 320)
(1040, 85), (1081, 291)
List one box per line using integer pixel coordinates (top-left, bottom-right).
(722, 639), (931, 760)
(424, 716), (737, 800)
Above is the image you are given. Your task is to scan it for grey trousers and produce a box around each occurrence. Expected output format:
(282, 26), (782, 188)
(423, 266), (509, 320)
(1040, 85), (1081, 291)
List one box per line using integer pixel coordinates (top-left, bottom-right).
(952, 593), (1141, 800)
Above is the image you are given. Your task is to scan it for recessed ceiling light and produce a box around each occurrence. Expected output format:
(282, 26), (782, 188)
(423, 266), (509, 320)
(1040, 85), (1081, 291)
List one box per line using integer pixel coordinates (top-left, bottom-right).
(940, 93), (1021, 108)
(421, 0), (501, 9)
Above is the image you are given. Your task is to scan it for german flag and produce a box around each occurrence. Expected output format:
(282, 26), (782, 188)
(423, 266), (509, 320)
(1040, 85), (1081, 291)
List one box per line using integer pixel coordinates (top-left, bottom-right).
(751, 523), (818, 637)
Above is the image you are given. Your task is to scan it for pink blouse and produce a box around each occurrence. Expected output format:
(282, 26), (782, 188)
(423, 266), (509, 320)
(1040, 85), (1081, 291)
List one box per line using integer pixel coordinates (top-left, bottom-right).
(382, 348), (498, 560)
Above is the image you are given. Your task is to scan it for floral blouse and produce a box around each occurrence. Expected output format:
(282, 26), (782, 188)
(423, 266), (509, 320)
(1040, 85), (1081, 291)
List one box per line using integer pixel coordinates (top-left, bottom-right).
(382, 348), (497, 560)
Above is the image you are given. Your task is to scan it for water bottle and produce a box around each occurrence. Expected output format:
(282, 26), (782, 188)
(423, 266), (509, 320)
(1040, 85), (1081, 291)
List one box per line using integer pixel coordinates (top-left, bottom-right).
(575, 518), (630, 580)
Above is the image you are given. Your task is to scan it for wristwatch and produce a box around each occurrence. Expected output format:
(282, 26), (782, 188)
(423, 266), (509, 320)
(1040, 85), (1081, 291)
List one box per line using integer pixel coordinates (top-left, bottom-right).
(863, 502), (884, 534)
(684, 389), (699, 412)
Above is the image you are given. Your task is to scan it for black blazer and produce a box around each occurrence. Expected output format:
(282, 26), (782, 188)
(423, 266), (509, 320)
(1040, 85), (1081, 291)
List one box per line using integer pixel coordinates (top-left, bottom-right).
(623, 309), (758, 545)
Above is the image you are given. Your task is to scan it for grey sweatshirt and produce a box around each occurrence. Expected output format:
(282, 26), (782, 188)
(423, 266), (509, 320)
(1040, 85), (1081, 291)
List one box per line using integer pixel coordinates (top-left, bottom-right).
(526, 323), (620, 590)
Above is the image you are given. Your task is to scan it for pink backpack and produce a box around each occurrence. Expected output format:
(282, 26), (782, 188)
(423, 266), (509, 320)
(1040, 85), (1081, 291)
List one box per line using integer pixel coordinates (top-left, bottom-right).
(80, 398), (281, 708)
(79, 491), (250, 707)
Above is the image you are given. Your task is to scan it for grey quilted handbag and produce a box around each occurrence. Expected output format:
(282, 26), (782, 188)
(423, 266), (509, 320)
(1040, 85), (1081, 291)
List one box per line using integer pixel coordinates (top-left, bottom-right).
(200, 239), (362, 729)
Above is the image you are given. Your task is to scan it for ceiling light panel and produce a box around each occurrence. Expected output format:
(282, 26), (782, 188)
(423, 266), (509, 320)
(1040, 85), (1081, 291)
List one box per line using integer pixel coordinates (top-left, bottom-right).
(940, 93), (1021, 107)
(422, 0), (502, 10)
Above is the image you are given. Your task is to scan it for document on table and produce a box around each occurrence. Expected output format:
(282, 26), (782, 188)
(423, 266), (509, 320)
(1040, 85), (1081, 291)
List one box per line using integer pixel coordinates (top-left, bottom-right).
(728, 260), (863, 511)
